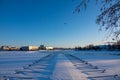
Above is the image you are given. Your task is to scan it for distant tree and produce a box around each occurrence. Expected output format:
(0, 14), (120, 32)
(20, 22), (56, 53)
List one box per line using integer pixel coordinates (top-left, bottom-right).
(82, 44), (94, 50)
(115, 40), (120, 45)
(114, 40), (120, 50)
(74, 0), (120, 40)
(86, 44), (94, 50)
(92, 46), (101, 51)
(75, 46), (82, 50)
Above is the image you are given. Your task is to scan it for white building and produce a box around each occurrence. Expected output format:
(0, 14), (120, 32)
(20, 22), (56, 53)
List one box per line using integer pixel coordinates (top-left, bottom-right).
(21, 46), (39, 51)
(46, 46), (54, 50)
(1, 46), (10, 51)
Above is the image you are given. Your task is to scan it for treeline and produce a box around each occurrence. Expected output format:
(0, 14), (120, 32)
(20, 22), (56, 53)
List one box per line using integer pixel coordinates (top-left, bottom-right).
(75, 41), (120, 51)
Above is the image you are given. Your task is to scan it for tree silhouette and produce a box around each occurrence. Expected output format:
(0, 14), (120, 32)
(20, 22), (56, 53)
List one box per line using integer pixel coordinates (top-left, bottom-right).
(74, 0), (120, 40)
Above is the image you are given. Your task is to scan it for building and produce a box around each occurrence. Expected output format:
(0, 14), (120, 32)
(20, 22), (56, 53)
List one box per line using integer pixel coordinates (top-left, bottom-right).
(21, 46), (39, 51)
(39, 45), (46, 50)
(10, 47), (20, 51)
(46, 46), (54, 50)
(0, 46), (10, 51)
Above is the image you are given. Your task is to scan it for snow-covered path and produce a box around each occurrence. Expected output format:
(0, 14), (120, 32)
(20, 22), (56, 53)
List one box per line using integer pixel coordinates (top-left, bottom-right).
(52, 53), (87, 80)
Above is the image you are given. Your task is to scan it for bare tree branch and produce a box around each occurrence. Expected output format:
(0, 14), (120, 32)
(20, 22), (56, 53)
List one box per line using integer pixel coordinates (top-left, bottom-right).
(74, 0), (120, 41)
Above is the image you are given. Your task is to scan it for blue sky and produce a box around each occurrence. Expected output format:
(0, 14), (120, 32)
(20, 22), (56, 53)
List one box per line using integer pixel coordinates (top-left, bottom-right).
(0, 0), (106, 48)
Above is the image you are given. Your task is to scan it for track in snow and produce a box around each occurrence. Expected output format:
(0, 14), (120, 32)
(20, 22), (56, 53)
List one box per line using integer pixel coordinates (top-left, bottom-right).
(65, 53), (119, 80)
(0, 51), (120, 80)
(1, 53), (57, 80)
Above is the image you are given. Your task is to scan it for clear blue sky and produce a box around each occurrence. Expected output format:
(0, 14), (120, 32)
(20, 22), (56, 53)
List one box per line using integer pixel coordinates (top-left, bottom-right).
(0, 0), (105, 48)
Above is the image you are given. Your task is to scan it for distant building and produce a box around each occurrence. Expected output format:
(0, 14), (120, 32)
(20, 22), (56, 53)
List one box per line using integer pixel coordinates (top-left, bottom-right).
(21, 46), (39, 51)
(39, 45), (46, 50)
(10, 47), (20, 51)
(1, 46), (10, 51)
(46, 46), (54, 50)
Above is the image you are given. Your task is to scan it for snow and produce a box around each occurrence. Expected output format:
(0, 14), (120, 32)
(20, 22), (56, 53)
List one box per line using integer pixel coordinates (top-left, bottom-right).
(51, 53), (87, 80)
(0, 50), (120, 80)
(0, 51), (50, 75)
(70, 50), (120, 80)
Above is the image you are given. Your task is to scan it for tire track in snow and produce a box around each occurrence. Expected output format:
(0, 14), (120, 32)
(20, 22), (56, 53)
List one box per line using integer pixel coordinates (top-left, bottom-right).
(1, 53), (58, 80)
(65, 53), (119, 80)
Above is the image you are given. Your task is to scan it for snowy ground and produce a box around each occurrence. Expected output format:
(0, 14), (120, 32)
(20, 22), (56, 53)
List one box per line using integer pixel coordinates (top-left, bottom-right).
(68, 50), (120, 80)
(0, 51), (50, 76)
(0, 50), (120, 80)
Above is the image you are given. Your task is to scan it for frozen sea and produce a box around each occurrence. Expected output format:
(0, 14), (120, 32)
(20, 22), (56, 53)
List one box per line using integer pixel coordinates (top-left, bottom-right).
(0, 50), (120, 80)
